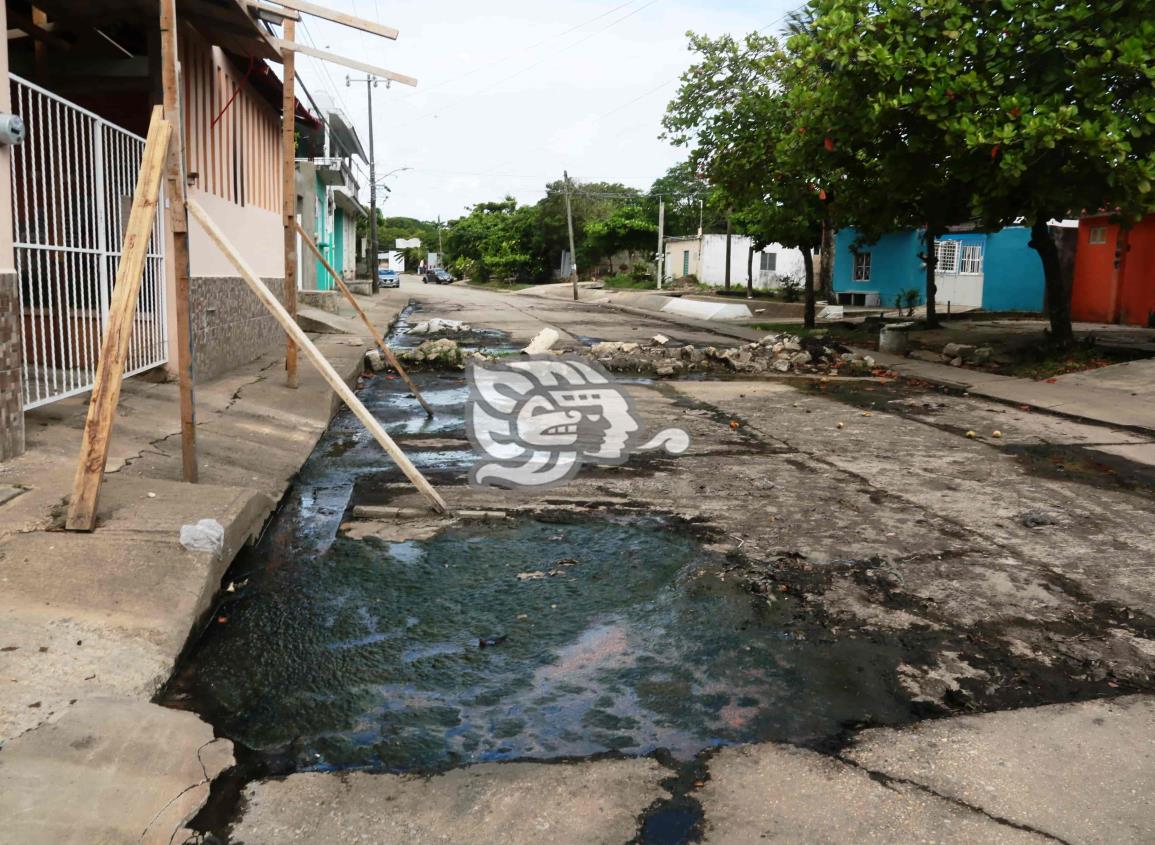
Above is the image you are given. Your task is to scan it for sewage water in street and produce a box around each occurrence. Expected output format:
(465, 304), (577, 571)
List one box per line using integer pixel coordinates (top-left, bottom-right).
(164, 307), (919, 777)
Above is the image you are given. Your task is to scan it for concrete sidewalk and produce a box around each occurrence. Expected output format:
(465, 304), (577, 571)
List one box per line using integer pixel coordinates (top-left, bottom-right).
(870, 349), (1155, 434)
(0, 290), (408, 843)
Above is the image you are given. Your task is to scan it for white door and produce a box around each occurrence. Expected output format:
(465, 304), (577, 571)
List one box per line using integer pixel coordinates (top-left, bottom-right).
(935, 272), (984, 307)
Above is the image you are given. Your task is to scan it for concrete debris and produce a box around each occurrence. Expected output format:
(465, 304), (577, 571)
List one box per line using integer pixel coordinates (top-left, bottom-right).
(398, 338), (464, 368)
(406, 318), (471, 336)
(652, 333), (671, 346)
(522, 326), (561, 355)
(818, 304), (845, 320)
(941, 342), (994, 365)
(178, 518), (225, 555)
(364, 348), (386, 371)
(588, 333), (883, 378)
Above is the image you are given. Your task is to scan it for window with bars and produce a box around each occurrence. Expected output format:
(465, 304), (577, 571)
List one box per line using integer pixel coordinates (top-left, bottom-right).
(760, 251), (777, 272)
(960, 244), (983, 274)
(1088, 226), (1108, 245)
(852, 252), (871, 281)
(935, 239), (960, 273)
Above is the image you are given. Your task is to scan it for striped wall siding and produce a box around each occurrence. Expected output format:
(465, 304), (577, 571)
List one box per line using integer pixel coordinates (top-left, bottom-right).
(180, 26), (281, 214)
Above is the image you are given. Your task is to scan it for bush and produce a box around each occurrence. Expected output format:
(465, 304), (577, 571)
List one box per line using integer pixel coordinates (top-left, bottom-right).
(603, 273), (656, 290)
(629, 262), (653, 283)
(896, 287), (921, 316)
(780, 276), (802, 302)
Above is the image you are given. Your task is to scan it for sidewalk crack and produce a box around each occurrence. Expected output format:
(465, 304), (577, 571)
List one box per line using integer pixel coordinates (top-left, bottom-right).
(835, 753), (1074, 844)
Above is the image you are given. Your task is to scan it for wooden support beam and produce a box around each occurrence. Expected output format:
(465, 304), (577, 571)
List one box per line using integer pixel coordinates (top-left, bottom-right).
(66, 108), (172, 531)
(271, 38), (417, 87)
(281, 18), (299, 388)
(160, 0), (198, 483)
(296, 221), (434, 417)
(263, 0), (398, 40)
(188, 199), (448, 514)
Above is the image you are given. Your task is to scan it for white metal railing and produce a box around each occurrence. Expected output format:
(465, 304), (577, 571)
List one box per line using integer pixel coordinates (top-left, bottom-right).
(10, 74), (167, 409)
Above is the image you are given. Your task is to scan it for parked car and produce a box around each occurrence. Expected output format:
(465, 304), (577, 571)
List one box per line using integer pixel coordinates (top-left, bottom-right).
(378, 269), (400, 288)
(433, 268), (455, 283)
(422, 269), (451, 285)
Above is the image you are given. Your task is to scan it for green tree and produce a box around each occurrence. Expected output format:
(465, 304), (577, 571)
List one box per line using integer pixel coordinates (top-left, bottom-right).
(787, 0), (1155, 342)
(583, 204), (657, 266)
(664, 32), (825, 326)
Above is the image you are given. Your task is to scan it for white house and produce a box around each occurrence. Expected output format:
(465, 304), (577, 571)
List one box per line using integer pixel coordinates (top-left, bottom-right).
(665, 234), (810, 289)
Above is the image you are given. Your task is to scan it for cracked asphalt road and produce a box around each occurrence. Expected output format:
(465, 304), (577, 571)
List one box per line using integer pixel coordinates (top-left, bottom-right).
(209, 279), (1155, 843)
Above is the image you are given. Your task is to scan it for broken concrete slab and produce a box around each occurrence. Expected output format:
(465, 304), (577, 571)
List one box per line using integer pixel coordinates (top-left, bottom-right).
(698, 742), (1047, 844)
(846, 695), (1155, 845)
(661, 297), (753, 321)
(0, 697), (232, 845)
(232, 758), (668, 844)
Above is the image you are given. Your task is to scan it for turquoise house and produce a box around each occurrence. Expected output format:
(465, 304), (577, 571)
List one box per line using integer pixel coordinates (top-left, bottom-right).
(832, 225), (1045, 311)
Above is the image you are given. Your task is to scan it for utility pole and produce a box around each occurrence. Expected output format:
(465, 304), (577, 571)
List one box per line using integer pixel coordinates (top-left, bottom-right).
(437, 215), (443, 259)
(563, 170), (578, 301)
(656, 195), (665, 290)
(348, 74), (380, 291)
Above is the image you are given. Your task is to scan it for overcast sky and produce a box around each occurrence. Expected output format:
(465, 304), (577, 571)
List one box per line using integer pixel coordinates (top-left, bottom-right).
(284, 0), (796, 223)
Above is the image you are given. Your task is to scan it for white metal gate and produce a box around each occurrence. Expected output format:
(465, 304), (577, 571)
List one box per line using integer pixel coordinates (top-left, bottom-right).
(10, 74), (168, 409)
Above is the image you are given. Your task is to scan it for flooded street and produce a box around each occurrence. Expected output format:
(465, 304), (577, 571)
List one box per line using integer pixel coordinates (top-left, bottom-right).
(164, 311), (917, 776)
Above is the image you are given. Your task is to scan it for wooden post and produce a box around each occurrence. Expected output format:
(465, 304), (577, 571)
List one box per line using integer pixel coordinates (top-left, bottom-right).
(66, 108), (172, 531)
(189, 199), (448, 513)
(159, 0), (198, 483)
(281, 19), (299, 388)
(295, 221), (434, 417)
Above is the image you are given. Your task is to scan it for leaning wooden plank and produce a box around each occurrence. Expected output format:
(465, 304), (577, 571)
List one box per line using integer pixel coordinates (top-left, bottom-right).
(271, 38), (417, 87)
(188, 198), (448, 514)
(262, 0), (398, 39)
(66, 107), (172, 532)
(296, 220), (434, 417)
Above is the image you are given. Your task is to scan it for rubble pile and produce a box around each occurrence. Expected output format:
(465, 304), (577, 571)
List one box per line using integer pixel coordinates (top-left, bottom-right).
(588, 333), (879, 377)
(404, 318), (472, 336)
(940, 342), (993, 367)
(395, 338), (464, 368)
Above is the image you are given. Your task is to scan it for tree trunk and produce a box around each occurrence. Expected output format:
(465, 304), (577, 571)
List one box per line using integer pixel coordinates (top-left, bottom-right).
(723, 217), (733, 291)
(819, 220), (834, 302)
(746, 245), (754, 298)
(1030, 215), (1074, 345)
(802, 245), (816, 328)
(923, 227), (940, 327)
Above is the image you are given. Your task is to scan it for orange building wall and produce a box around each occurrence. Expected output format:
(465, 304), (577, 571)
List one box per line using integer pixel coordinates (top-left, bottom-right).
(1071, 216), (1118, 323)
(1119, 216), (1155, 327)
(1072, 215), (1155, 327)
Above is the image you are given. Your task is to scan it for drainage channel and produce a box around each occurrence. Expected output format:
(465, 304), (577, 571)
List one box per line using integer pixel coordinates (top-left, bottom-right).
(160, 307), (934, 840)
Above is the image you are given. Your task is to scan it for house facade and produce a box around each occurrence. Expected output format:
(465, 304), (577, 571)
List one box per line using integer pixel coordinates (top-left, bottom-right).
(0, 1), (309, 460)
(1071, 214), (1155, 328)
(295, 97), (366, 291)
(832, 225), (1047, 311)
(665, 234), (811, 288)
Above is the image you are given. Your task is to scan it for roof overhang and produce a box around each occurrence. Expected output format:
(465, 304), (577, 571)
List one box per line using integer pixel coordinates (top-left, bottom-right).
(332, 185), (365, 217)
(327, 109), (367, 162)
